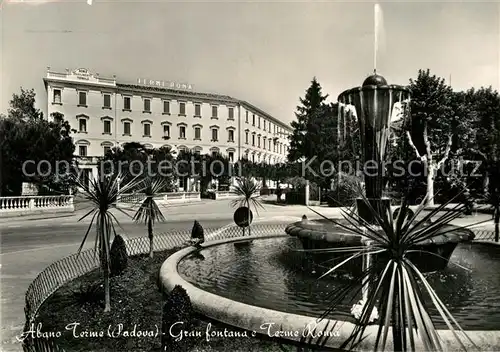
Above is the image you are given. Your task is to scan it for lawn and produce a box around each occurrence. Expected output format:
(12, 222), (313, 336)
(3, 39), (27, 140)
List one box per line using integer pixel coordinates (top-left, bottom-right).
(33, 248), (301, 352)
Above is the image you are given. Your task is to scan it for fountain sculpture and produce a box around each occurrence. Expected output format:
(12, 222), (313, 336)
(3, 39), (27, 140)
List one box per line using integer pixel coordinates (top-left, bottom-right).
(285, 71), (475, 273)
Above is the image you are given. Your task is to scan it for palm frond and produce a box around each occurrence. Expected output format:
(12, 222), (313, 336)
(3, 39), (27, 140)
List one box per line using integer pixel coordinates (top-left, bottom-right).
(231, 176), (265, 214)
(132, 176), (168, 225)
(310, 193), (483, 352)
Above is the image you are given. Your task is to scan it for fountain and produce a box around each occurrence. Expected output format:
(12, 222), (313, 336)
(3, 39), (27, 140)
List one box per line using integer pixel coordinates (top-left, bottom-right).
(160, 4), (500, 350)
(285, 71), (475, 273)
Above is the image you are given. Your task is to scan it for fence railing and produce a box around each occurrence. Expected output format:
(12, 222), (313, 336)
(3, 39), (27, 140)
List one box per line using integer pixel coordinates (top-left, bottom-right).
(118, 192), (201, 205)
(214, 191), (238, 199)
(21, 225), (497, 351)
(0, 195), (74, 215)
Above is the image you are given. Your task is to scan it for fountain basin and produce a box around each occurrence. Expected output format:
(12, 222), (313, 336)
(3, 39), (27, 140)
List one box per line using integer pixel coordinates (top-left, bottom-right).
(159, 235), (500, 351)
(285, 218), (475, 273)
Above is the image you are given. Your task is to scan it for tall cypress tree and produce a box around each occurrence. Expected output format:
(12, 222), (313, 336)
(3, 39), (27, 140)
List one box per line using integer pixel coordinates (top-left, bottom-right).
(288, 77), (329, 163)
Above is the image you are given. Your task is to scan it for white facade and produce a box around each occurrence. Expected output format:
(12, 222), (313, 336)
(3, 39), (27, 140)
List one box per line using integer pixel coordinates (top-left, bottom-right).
(44, 68), (291, 170)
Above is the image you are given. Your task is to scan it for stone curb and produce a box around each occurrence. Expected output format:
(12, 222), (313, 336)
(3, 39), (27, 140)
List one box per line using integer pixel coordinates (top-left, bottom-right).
(159, 235), (500, 351)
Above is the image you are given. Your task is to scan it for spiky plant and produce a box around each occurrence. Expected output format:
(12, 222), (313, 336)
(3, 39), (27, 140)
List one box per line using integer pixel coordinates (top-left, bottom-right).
(73, 171), (140, 312)
(307, 191), (481, 352)
(231, 176), (265, 236)
(133, 176), (168, 258)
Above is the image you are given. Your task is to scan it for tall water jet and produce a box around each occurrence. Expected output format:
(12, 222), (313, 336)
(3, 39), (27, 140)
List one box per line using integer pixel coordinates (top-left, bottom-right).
(374, 3), (384, 73)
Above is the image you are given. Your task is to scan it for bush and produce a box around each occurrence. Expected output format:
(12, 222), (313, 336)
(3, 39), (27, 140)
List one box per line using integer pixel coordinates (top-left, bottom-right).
(286, 191), (306, 205)
(70, 282), (104, 307)
(161, 285), (194, 350)
(191, 220), (204, 241)
(110, 235), (128, 276)
(327, 176), (361, 207)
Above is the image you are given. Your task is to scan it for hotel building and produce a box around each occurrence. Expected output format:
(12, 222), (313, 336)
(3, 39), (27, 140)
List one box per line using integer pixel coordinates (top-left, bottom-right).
(44, 68), (292, 184)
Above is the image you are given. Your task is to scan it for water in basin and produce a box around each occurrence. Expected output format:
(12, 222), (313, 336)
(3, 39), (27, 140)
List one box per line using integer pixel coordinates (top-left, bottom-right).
(178, 237), (500, 330)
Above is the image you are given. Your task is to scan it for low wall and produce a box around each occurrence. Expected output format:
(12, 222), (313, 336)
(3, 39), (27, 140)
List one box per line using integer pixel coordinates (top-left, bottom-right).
(0, 195), (74, 218)
(117, 192), (201, 207)
(214, 191), (239, 200)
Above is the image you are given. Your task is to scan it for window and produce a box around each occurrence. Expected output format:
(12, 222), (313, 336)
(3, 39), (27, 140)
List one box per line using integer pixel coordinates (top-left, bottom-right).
(78, 91), (87, 106)
(211, 106), (218, 119)
(212, 128), (218, 141)
(123, 96), (131, 110)
(194, 127), (201, 140)
(263, 137), (267, 149)
(123, 122), (131, 135)
(252, 114), (255, 126)
(78, 119), (87, 133)
(179, 102), (186, 115)
(163, 101), (170, 114)
(258, 117), (261, 128)
(194, 149), (201, 156)
(258, 136), (261, 148)
(195, 104), (201, 116)
(143, 98), (151, 112)
(179, 126), (186, 139)
(228, 151), (234, 162)
(103, 94), (111, 108)
(143, 123), (151, 137)
(53, 89), (61, 104)
(163, 125), (170, 138)
(103, 120), (111, 134)
(228, 130), (234, 142)
(269, 139), (271, 150)
(263, 120), (266, 130)
(252, 134), (255, 146)
(245, 131), (249, 144)
(245, 111), (249, 123)
(103, 146), (111, 155)
(252, 154), (255, 163)
(269, 123), (271, 133)
(228, 107), (234, 120)
(79, 145), (87, 156)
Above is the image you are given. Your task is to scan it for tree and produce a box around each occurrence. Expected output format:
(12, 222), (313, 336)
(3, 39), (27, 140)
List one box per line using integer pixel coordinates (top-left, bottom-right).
(288, 77), (330, 163)
(8, 88), (42, 121)
(0, 89), (75, 196)
(406, 69), (455, 206)
(101, 142), (175, 190)
(231, 177), (264, 236)
(74, 171), (140, 312)
(466, 87), (500, 241)
(133, 177), (167, 258)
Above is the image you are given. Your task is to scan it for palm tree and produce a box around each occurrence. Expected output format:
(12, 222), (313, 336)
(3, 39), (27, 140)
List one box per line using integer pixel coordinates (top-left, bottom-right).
(307, 191), (477, 351)
(231, 176), (264, 236)
(133, 177), (168, 258)
(73, 171), (140, 312)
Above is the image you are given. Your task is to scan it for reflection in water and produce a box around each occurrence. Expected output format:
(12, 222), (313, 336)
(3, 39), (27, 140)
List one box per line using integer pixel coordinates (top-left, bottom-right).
(178, 238), (500, 330)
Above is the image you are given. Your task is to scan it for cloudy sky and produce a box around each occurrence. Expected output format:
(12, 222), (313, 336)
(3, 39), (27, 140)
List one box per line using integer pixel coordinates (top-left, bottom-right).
(1, 0), (498, 125)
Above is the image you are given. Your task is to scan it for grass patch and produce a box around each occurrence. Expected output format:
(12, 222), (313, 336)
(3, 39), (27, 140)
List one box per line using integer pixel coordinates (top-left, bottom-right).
(33, 248), (300, 351)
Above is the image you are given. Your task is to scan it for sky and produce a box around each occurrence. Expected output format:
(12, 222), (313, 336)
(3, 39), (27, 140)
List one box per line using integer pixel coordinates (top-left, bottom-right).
(1, 0), (499, 126)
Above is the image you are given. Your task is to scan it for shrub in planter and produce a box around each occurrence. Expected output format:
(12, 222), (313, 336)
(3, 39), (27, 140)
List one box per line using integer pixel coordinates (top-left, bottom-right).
(161, 285), (194, 350)
(190, 220), (205, 248)
(110, 235), (128, 277)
